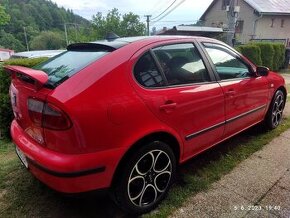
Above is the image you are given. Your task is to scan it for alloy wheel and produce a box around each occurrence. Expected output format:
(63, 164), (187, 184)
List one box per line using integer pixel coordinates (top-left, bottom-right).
(272, 92), (284, 128)
(127, 149), (172, 207)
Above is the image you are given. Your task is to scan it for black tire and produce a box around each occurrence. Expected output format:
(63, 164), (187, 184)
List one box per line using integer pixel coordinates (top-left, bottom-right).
(265, 90), (285, 129)
(112, 141), (176, 215)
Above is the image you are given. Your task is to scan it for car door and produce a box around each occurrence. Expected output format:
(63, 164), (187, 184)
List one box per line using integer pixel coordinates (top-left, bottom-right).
(201, 42), (270, 138)
(131, 41), (225, 160)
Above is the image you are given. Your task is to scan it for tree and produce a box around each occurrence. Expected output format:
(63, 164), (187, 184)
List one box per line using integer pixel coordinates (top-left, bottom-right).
(92, 8), (146, 39)
(0, 30), (25, 51)
(121, 12), (146, 36)
(1, 0), (90, 46)
(0, 5), (10, 26)
(30, 31), (65, 50)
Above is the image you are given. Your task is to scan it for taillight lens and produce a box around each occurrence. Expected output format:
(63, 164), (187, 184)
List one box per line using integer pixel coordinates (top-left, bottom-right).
(28, 98), (72, 130)
(28, 98), (44, 125)
(42, 103), (72, 130)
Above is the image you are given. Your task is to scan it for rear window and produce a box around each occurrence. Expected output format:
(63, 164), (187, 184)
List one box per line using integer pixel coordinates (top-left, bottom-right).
(34, 50), (111, 87)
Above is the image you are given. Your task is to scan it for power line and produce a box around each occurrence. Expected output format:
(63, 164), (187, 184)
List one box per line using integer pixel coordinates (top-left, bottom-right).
(151, 0), (186, 24)
(149, 0), (170, 17)
(151, 0), (177, 20)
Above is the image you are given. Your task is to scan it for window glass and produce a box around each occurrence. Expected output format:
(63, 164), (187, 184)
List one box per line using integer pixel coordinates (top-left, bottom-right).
(235, 20), (244, 33)
(222, 0), (230, 10)
(134, 52), (165, 87)
(203, 43), (250, 80)
(34, 50), (110, 87)
(153, 43), (210, 85)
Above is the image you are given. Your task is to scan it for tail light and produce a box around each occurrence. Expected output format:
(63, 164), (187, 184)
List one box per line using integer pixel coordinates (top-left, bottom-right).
(28, 98), (72, 130)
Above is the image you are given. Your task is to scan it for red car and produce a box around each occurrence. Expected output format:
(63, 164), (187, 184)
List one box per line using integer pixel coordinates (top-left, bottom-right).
(6, 36), (286, 214)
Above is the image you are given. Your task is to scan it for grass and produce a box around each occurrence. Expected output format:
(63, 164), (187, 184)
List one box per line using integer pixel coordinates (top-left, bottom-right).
(279, 68), (290, 74)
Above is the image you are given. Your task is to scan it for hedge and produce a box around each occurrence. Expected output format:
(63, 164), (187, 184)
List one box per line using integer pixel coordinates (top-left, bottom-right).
(0, 57), (48, 138)
(236, 42), (285, 71)
(255, 43), (275, 70)
(236, 44), (262, 66)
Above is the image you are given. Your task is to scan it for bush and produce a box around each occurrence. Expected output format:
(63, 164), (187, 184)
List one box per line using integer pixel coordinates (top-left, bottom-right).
(0, 57), (47, 139)
(272, 44), (280, 71)
(253, 43), (275, 70)
(271, 43), (285, 71)
(277, 43), (285, 69)
(236, 44), (262, 66)
(237, 42), (286, 71)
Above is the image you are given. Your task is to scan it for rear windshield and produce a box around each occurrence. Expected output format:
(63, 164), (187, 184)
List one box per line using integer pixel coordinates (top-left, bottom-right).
(34, 50), (111, 87)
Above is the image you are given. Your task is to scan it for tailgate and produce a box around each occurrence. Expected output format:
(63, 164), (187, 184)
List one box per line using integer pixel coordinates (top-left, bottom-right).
(6, 65), (52, 144)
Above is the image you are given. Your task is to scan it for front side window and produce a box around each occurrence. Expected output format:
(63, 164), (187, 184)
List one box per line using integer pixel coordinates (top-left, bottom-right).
(134, 52), (165, 87)
(203, 43), (251, 80)
(153, 43), (210, 85)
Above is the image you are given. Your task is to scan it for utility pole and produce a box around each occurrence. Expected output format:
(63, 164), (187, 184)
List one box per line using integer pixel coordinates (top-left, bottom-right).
(64, 23), (68, 46)
(226, 0), (239, 47)
(23, 27), (29, 51)
(144, 15), (152, 36)
(64, 23), (80, 45)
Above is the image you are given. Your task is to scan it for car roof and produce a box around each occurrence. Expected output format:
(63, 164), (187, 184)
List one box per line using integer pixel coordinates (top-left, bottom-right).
(68, 35), (219, 51)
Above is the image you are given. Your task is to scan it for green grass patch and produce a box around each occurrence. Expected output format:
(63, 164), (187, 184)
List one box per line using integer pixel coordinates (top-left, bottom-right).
(0, 141), (62, 217)
(145, 117), (290, 218)
(279, 69), (290, 74)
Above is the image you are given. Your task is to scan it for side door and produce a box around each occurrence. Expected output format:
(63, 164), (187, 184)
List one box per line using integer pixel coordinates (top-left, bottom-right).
(200, 42), (270, 138)
(130, 41), (225, 160)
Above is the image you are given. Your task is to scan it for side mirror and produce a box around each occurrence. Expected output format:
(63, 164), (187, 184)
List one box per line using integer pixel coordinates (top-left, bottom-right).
(256, 66), (269, 76)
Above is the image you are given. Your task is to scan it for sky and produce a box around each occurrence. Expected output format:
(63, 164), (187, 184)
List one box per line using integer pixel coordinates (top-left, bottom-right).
(50, 0), (214, 30)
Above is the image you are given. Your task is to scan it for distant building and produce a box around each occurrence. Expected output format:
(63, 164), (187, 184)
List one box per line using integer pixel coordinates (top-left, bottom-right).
(200, 0), (290, 45)
(0, 48), (14, 61)
(157, 25), (224, 38)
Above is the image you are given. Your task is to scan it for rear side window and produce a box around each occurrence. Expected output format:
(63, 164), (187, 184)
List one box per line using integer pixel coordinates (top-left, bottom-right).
(34, 50), (111, 87)
(134, 52), (165, 87)
(153, 43), (210, 85)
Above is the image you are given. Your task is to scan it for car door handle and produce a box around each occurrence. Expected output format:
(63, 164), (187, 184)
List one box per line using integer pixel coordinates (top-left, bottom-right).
(159, 102), (177, 110)
(225, 90), (236, 96)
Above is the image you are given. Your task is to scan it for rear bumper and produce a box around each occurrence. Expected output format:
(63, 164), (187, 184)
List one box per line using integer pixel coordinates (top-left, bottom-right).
(11, 120), (126, 193)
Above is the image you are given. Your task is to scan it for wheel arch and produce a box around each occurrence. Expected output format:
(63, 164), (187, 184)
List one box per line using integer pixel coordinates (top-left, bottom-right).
(110, 131), (181, 187)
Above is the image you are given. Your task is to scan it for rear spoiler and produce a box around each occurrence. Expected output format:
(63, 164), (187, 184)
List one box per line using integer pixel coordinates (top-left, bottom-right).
(5, 65), (48, 90)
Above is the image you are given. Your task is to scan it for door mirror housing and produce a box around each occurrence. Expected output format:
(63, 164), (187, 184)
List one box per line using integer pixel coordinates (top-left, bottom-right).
(256, 66), (269, 77)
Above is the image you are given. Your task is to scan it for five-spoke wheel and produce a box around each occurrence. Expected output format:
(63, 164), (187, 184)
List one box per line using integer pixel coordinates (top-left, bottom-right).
(112, 141), (176, 215)
(265, 90), (285, 129)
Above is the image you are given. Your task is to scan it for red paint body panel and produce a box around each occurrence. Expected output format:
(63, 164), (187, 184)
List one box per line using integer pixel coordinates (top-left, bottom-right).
(220, 77), (269, 137)
(11, 120), (126, 192)
(8, 36), (286, 193)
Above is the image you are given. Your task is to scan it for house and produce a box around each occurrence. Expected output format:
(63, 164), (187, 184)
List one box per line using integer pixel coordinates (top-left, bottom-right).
(157, 25), (224, 38)
(0, 48), (14, 61)
(200, 0), (290, 45)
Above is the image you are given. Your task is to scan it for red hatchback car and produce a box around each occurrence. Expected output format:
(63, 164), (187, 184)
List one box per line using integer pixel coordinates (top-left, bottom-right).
(6, 36), (286, 214)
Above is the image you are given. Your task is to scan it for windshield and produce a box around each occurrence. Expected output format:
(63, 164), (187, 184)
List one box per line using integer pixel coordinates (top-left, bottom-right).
(34, 50), (110, 87)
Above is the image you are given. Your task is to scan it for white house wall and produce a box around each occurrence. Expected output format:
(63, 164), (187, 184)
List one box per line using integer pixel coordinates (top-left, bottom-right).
(256, 15), (290, 40)
(202, 0), (290, 44)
